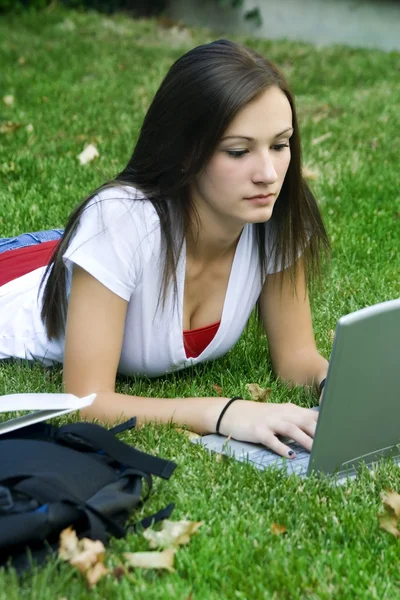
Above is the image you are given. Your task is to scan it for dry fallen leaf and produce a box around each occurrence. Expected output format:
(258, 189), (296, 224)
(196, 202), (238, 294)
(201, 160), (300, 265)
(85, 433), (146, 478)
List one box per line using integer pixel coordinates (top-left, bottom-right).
(123, 548), (176, 572)
(70, 538), (106, 572)
(59, 526), (79, 560)
(112, 565), (126, 580)
(77, 143), (99, 165)
(311, 132), (332, 146)
(143, 519), (203, 549)
(379, 490), (400, 537)
(379, 513), (400, 538)
(212, 384), (223, 396)
(58, 527), (109, 587)
(86, 562), (109, 588)
(3, 95), (15, 106)
(270, 523), (287, 535)
(246, 383), (272, 402)
(0, 121), (23, 134)
(175, 427), (200, 441)
(329, 329), (335, 342)
(18, 56), (26, 65)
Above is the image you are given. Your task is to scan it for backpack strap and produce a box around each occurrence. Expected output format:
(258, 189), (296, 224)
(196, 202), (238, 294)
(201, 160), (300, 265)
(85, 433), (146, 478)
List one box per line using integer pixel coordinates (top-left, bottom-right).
(56, 423), (176, 480)
(132, 502), (175, 532)
(109, 417), (136, 435)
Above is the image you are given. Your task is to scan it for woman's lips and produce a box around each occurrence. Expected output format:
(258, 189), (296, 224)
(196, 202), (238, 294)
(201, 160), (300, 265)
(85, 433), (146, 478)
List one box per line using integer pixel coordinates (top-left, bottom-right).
(246, 194), (275, 206)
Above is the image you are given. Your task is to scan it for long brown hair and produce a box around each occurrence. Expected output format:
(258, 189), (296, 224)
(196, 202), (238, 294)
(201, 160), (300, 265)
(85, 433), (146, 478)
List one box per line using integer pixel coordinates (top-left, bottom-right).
(41, 38), (329, 340)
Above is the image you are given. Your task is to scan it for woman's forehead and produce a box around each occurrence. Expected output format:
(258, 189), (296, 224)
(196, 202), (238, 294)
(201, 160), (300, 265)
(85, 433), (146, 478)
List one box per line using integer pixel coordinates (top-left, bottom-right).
(223, 87), (293, 140)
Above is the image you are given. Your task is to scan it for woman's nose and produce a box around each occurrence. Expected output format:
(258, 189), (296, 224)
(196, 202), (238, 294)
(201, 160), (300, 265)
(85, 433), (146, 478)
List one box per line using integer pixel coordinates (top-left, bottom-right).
(252, 152), (278, 184)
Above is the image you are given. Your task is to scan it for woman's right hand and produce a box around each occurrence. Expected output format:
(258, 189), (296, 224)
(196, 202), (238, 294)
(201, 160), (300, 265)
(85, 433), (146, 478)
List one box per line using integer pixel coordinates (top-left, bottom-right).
(217, 400), (318, 458)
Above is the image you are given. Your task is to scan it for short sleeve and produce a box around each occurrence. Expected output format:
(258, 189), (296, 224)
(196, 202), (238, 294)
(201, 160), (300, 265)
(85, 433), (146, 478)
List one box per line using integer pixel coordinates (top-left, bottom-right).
(63, 186), (148, 301)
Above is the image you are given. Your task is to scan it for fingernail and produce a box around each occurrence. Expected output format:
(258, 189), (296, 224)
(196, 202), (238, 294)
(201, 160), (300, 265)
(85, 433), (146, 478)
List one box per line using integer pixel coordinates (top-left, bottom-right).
(288, 450), (295, 457)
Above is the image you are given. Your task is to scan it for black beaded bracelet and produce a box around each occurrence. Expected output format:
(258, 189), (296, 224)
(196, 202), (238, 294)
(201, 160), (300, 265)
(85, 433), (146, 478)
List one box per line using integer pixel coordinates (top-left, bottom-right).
(319, 378), (327, 395)
(216, 396), (243, 434)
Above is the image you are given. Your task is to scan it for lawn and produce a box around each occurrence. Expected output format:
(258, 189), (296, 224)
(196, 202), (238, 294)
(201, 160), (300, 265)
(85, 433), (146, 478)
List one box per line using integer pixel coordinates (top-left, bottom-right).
(1, 6), (400, 599)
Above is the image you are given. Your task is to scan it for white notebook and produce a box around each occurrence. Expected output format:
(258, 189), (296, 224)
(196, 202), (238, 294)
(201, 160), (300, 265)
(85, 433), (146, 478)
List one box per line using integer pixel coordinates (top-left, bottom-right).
(0, 393), (96, 435)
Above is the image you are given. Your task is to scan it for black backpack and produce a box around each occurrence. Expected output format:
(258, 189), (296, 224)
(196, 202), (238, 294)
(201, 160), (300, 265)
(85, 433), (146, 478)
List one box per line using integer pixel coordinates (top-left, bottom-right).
(0, 418), (176, 571)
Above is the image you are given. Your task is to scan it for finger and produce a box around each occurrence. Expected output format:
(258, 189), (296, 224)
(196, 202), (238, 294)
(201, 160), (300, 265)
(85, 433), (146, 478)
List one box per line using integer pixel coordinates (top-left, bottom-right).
(276, 422), (314, 452)
(300, 418), (317, 439)
(302, 407), (319, 422)
(288, 404), (319, 422)
(261, 432), (297, 459)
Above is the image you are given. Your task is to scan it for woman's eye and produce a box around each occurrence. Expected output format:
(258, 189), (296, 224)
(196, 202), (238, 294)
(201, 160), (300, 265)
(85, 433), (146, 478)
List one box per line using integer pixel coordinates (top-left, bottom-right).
(272, 143), (290, 151)
(226, 149), (248, 158)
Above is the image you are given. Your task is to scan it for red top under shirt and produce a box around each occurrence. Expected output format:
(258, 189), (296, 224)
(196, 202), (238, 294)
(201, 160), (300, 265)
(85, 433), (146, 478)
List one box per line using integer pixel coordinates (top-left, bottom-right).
(0, 242), (220, 358)
(0, 240), (58, 287)
(183, 321), (220, 358)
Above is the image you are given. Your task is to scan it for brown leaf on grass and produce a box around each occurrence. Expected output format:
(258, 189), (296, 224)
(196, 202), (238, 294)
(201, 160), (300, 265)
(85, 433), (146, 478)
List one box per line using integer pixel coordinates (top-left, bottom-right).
(212, 384), (223, 396)
(246, 383), (271, 402)
(379, 490), (400, 537)
(112, 566), (126, 580)
(311, 132), (332, 146)
(70, 538), (106, 572)
(270, 523), (287, 535)
(383, 490), (400, 517)
(329, 329), (335, 342)
(86, 562), (110, 588)
(379, 513), (400, 538)
(18, 56), (26, 65)
(0, 121), (23, 134)
(175, 427), (200, 441)
(58, 526), (79, 561)
(143, 520), (203, 549)
(123, 548), (176, 572)
(58, 527), (109, 587)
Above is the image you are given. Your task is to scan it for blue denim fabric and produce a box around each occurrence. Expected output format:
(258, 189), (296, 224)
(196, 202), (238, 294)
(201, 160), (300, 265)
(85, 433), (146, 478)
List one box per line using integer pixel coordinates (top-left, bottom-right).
(0, 229), (64, 254)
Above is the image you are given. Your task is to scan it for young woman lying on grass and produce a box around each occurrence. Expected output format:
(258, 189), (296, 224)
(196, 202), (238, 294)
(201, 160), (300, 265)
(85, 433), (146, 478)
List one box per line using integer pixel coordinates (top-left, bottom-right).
(0, 39), (330, 459)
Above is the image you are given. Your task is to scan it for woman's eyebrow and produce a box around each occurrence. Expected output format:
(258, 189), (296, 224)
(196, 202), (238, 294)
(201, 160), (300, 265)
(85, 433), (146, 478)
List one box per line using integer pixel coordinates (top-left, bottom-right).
(221, 127), (294, 142)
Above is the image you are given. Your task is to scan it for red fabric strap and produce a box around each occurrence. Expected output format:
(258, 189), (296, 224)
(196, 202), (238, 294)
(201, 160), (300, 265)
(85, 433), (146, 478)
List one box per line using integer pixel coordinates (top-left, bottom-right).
(0, 240), (59, 287)
(183, 321), (220, 359)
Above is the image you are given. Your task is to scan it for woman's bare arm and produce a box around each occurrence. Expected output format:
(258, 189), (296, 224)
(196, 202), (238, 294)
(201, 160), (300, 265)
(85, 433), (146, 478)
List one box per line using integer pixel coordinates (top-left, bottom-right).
(259, 257), (329, 392)
(63, 265), (229, 430)
(63, 264), (319, 458)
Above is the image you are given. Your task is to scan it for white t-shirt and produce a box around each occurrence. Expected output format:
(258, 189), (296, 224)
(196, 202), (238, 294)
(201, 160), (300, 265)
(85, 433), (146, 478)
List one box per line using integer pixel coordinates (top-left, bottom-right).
(0, 186), (281, 377)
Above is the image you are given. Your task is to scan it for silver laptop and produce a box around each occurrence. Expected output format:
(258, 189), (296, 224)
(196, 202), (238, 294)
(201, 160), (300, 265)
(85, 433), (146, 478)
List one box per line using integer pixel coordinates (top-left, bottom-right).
(193, 298), (400, 482)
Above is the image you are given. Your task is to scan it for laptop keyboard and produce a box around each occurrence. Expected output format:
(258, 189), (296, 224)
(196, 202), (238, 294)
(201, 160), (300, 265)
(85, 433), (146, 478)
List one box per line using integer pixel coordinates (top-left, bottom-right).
(245, 440), (310, 476)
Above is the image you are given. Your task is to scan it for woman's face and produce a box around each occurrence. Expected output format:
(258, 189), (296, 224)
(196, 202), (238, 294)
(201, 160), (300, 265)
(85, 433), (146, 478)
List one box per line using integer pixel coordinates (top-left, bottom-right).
(190, 86), (293, 229)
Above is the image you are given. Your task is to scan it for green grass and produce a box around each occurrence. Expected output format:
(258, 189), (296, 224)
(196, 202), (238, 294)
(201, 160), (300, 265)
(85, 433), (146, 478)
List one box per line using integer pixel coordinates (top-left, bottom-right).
(1, 6), (400, 599)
